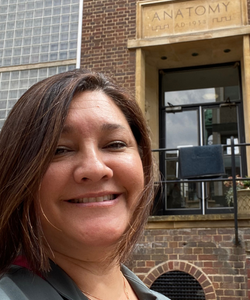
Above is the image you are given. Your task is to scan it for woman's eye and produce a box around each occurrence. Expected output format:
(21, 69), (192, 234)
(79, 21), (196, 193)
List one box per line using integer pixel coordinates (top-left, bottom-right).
(55, 147), (70, 155)
(105, 141), (127, 150)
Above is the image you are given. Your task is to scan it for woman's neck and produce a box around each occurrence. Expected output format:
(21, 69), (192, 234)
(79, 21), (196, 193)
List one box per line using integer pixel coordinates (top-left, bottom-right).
(50, 252), (131, 300)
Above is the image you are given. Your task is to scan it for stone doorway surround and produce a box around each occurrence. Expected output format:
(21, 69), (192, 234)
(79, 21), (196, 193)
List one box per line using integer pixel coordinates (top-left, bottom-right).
(127, 0), (250, 174)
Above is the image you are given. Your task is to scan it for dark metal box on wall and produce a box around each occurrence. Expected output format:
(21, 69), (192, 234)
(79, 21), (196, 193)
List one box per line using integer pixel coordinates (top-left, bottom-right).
(178, 145), (225, 179)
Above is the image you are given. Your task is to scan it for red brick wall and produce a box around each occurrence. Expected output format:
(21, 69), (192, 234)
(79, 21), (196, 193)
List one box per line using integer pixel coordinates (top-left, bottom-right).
(81, 0), (136, 91)
(246, 258), (250, 299)
(127, 227), (249, 300)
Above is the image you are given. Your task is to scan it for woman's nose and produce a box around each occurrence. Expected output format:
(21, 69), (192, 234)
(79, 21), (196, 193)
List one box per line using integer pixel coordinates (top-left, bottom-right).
(73, 149), (113, 183)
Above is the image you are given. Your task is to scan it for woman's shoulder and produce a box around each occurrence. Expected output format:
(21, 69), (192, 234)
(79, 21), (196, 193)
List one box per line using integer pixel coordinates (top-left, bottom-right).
(0, 274), (28, 300)
(121, 265), (171, 300)
(0, 266), (32, 300)
(0, 266), (64, 300)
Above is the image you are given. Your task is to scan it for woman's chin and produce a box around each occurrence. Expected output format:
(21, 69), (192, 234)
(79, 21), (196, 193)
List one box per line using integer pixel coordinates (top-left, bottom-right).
(43, 221), (128, 261)
(78, 224), (128, 248)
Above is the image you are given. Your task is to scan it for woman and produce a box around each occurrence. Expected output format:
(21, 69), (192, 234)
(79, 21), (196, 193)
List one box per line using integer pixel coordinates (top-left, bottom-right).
(0, 69), (169, 300)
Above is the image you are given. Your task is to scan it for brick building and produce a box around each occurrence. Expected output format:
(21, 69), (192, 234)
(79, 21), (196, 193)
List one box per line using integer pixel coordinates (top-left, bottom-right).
(81, 1), (250, 299)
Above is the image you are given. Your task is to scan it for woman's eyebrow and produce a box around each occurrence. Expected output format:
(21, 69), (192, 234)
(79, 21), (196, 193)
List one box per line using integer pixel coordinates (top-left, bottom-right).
(61, 125), (73, 134)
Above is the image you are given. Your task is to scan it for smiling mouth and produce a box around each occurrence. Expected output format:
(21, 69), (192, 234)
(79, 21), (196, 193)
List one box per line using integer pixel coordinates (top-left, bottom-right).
(67, 194), (117, 203)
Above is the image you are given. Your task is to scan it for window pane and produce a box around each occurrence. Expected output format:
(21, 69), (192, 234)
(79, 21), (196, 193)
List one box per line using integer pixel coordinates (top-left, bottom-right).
(165, 110), (198, 149)
(163, 65), (241, 106)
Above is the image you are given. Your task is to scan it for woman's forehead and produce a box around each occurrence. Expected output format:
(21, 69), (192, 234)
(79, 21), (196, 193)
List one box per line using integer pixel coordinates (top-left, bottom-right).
(62, 90), (131, 132)
(70, 90), (115, 109)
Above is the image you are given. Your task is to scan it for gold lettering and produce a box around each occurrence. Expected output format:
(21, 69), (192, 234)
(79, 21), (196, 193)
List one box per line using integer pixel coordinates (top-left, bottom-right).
(152, 12), (161, 22)
(209, 4), (220, 13)
(186, 7), (193, 16)
(222, 16), (231, 21)
(164, 10), (173, 19)
(175, 22), (185, 28)
(175, 9), (184, 18)
(213, 16), (231, 22)
(222, 2), (230, 11)
(195, 6), (206, 15)
(152, 24), (169, 31)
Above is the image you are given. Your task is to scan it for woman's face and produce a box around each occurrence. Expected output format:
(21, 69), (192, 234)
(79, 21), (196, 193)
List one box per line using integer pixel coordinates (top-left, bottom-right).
(38, 90), (144, 260)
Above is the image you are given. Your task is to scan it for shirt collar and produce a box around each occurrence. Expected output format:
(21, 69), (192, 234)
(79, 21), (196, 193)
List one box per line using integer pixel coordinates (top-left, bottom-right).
(45, 261), (161, 300)
(121, 265), (161, 300)
(45, 261), (88, 300)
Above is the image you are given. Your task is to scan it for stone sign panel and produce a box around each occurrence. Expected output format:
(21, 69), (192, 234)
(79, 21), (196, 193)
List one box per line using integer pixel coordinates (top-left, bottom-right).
(140, 0), (244, 38)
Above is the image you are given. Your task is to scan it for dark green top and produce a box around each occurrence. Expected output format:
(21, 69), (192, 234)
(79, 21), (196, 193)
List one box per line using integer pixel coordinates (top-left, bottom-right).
(0, 261), (170, 300)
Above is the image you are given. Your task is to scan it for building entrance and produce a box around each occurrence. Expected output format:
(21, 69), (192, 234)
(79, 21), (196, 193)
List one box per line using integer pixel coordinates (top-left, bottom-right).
(158, 63), (246, 215)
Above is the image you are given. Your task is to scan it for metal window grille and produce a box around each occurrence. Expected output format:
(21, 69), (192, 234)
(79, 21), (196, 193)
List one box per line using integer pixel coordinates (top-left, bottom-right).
(150, 271), (205, 300)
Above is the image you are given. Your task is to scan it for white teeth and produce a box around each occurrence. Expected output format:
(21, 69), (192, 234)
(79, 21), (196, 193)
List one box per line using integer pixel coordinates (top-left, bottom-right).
(69, 194), (116, 203)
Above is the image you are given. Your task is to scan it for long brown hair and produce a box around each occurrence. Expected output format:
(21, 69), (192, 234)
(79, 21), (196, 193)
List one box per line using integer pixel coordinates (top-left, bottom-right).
(0, 69), (154, 274)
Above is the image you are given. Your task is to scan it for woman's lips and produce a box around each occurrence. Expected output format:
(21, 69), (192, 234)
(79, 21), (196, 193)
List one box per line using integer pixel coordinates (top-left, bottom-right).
(67, 194), (117, 203)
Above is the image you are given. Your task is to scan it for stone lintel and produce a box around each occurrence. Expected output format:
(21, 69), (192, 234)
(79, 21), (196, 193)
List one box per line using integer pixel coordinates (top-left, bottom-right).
(128, 26), (250, 49)
(147, 214), (250, 229)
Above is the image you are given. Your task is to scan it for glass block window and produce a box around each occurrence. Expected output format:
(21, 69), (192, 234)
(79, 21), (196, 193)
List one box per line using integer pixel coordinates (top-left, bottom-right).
(0, 64), (76, 129)
(0, 0), (79, 67)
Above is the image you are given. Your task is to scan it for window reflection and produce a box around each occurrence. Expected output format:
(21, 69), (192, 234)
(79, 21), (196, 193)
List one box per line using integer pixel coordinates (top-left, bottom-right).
(165, 110), (198, 149)
(165, 86), (240, 107)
